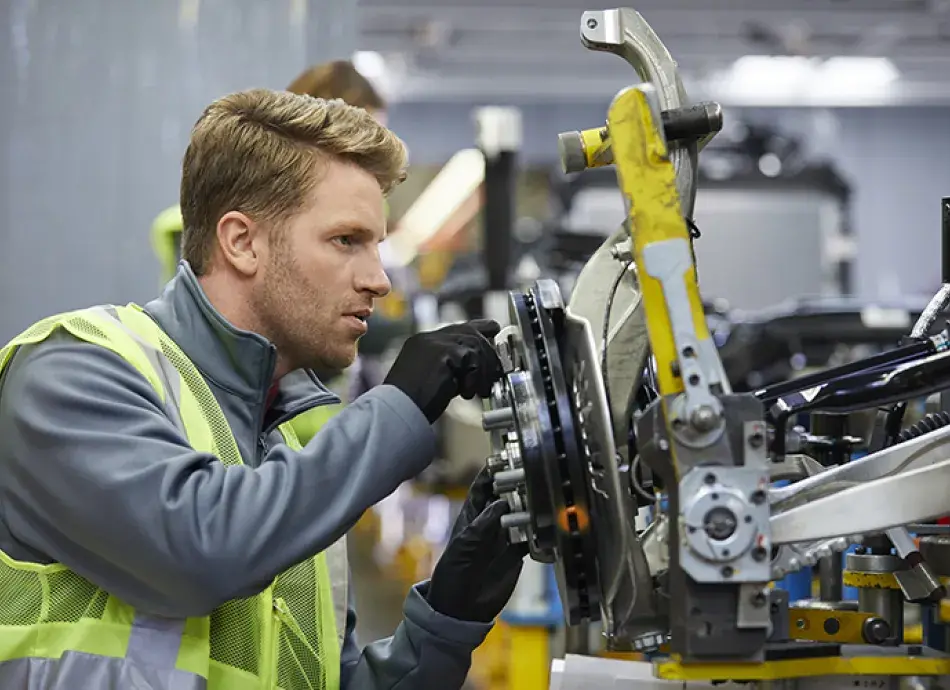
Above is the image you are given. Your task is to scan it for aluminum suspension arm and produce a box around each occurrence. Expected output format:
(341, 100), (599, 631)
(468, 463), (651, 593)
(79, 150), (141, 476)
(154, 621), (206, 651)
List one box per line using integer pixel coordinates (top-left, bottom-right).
(770, 424), (950, 544)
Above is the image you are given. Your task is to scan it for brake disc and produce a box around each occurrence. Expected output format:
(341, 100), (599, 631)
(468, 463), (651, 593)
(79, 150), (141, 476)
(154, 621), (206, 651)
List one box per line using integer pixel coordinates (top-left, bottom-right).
(484, 279), (602, 624)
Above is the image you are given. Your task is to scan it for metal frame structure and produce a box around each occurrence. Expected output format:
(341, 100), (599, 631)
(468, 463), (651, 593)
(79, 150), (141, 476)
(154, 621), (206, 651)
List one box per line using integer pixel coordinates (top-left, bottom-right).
(479, 7), (950, 688)
(357, 0), (950, 106)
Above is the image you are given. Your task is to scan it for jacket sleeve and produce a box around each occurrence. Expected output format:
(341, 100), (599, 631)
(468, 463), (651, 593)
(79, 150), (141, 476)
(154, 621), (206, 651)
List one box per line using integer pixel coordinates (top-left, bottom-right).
(340, 579), (491, 690)
(0, 333), (437, 617)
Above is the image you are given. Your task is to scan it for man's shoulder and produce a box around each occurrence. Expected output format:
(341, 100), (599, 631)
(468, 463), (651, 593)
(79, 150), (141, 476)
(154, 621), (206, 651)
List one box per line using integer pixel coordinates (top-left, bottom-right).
(0, 326), (148, 402)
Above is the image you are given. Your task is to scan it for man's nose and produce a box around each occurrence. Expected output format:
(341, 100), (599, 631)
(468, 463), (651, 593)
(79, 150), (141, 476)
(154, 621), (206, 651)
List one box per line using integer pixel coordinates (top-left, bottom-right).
(359, 258), (392, 298)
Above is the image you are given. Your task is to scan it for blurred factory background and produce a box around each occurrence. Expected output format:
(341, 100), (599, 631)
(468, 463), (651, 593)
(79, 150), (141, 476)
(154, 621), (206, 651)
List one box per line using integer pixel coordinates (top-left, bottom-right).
(6, 0), (950, 336)
(4, 0), (950, 687)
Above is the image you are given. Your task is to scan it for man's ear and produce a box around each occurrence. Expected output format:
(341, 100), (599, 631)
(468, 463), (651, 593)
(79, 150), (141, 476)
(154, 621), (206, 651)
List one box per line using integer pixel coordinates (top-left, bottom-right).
(215, 211), (260, 277)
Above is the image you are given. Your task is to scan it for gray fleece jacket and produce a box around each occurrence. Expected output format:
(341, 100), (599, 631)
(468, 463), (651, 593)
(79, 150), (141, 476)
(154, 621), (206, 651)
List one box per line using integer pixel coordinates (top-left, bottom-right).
(0, 261), (491, 688)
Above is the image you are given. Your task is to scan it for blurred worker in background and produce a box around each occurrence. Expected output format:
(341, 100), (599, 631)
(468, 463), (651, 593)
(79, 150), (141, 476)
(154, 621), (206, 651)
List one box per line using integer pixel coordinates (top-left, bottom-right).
(152, 60), (415, 410)
(0, 89), (527, 688)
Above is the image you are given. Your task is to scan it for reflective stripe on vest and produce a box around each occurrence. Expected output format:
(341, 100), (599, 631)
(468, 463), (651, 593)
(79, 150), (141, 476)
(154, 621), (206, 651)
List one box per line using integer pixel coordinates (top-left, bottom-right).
(0, 304), (346, 689)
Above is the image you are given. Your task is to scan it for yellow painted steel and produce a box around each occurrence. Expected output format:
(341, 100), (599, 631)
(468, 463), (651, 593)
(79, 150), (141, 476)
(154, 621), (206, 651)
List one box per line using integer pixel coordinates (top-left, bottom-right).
(940, 599), (950, 623)
(843, 571), (901, 590)
(579, 126), (613, 169)
(467, 621), (551, 690)
(606, 86), (710, 400)
(469, 622), (509, 689)
(906, 624), (923, 644)
(787, 607), (874, 644)
(506, 626), (551, 690)
(844, 570), (950, 590)
(655, 654), (950, 681)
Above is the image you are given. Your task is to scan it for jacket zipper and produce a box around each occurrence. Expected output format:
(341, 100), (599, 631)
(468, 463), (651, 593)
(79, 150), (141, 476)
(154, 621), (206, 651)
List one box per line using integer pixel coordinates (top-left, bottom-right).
(262, 394), (340, 436)
(253, 346), (278, 460)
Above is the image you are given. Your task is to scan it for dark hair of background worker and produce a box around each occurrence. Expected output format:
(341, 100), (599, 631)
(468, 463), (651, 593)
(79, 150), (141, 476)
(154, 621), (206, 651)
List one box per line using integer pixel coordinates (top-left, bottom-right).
(286, 60), (387, 118)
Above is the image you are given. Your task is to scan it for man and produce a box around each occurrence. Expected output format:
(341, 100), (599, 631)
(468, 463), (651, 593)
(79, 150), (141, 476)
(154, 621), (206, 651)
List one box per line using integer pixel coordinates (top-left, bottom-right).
(151, 60), (412, 407)
(0, 89), (527, 689)
(152, 60), (390, 281)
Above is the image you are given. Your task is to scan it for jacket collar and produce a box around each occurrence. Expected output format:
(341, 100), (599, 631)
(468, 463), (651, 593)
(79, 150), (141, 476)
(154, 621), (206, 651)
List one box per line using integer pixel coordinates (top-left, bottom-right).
(143, 262), (338, 424)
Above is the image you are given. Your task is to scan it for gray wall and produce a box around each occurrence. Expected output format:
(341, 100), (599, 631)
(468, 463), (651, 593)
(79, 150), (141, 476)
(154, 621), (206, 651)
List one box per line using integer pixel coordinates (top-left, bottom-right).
(2, 1), (949, 339)
(0, 0), (356, 341)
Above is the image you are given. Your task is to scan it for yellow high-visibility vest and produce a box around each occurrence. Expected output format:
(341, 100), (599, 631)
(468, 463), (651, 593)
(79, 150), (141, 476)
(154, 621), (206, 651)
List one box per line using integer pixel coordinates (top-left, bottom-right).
(0, 303), (346, 689)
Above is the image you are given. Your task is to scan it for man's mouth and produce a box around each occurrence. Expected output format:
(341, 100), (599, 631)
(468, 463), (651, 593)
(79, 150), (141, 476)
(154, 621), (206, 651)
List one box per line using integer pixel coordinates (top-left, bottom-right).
(343, 311), (371, 333)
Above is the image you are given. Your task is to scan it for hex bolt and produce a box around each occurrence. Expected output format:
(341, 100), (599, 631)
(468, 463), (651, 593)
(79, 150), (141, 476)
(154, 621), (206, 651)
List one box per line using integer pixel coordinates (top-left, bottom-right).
(690, 405), (719, 432)
(493, 468), (525, 492)
(862, 618), (891, 645)
(487, 453), (507, 472)
(500, 511), (532, 529)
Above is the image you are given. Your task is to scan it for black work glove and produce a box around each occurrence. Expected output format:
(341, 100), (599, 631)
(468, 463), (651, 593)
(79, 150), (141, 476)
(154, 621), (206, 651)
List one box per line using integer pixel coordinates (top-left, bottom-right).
(426, 467), (530, 622)
(383, 320), (504, 423)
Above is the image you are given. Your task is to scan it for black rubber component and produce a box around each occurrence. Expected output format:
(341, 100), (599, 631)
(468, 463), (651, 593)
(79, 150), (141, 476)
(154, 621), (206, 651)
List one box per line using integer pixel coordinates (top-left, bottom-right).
(895, 411), (950, 444)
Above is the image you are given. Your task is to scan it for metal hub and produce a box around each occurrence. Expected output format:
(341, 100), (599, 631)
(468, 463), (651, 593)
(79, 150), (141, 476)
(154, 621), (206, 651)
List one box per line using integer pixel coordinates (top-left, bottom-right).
(483, 280), (602, 624)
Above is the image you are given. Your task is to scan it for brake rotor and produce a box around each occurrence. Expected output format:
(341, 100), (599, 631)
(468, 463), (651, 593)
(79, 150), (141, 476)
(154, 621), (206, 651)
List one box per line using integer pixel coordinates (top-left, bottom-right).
(484, 279), (601, 624)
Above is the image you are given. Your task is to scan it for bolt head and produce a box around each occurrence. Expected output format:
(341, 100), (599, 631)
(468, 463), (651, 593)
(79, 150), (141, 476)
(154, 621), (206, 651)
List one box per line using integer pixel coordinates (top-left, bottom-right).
(690, 404), (720, 432)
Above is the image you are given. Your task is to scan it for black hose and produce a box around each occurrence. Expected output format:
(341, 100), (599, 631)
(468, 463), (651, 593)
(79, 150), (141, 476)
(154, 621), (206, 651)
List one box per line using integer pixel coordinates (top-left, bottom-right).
(894, 411), (950, 444)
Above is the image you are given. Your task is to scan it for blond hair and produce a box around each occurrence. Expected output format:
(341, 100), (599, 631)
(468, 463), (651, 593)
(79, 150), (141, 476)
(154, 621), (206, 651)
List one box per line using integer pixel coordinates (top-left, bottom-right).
(180, 88), (407, 275)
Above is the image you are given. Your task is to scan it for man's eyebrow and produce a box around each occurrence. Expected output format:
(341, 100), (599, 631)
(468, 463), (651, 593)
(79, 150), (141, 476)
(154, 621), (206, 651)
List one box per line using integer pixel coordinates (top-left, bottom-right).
(330, 223), (374, 238)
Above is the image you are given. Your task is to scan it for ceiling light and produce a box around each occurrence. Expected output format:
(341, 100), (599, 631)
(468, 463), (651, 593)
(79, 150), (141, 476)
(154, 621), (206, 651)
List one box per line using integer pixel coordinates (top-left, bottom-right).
(710, 55), (900, 106)
(352, 51), (386, 81)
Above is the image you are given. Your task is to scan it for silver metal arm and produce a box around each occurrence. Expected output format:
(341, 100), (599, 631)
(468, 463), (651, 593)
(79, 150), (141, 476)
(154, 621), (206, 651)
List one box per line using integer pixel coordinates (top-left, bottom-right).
(770, 424), (950, 544)
(567, 234), (649, 450)
(579, 8), (698, 220)
(568, 7), (701, 453)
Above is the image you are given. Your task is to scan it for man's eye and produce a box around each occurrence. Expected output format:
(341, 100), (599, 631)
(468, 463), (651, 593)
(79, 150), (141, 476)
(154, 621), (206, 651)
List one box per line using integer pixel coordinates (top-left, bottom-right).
(334, 236), (354, 247)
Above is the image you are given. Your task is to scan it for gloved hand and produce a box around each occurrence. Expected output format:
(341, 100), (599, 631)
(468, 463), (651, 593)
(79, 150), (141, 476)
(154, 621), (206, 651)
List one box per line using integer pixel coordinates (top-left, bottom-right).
(384, 320), (504, 423)
(426, 467), (530, 623)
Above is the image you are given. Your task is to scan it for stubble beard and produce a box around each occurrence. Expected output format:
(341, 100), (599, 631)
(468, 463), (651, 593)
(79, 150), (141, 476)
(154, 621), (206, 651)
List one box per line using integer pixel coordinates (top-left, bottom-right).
(253, 248), (355, 377)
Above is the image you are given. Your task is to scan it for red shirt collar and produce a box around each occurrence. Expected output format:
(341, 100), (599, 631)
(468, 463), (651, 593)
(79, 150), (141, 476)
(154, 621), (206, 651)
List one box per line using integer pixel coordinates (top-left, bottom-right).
(265, 382), (280, 410)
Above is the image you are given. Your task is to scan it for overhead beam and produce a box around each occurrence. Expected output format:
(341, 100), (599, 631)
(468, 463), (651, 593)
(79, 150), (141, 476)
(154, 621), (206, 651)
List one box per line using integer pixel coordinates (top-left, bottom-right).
(360, 0), (913, 12)
(360, 6), (944, 37)
(363, 32), (950, 63)
(392, 72), (950, 107)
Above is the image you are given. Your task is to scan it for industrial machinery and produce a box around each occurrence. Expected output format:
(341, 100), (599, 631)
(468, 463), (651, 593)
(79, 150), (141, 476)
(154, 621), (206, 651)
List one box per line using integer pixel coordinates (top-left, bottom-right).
(481, 7), (950, 689)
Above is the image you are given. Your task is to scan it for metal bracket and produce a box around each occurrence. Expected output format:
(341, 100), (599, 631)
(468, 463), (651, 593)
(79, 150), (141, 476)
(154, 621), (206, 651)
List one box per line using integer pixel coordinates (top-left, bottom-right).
(579, 8), (698, 220)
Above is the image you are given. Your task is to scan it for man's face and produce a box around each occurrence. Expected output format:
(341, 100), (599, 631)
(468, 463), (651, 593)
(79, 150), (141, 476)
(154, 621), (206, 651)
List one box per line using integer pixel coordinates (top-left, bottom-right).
(252, 157), (391, 374)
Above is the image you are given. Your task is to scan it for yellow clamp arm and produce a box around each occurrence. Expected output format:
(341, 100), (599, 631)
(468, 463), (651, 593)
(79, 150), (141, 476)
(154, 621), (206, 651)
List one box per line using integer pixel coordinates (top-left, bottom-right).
(606, 85), (710, 398)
